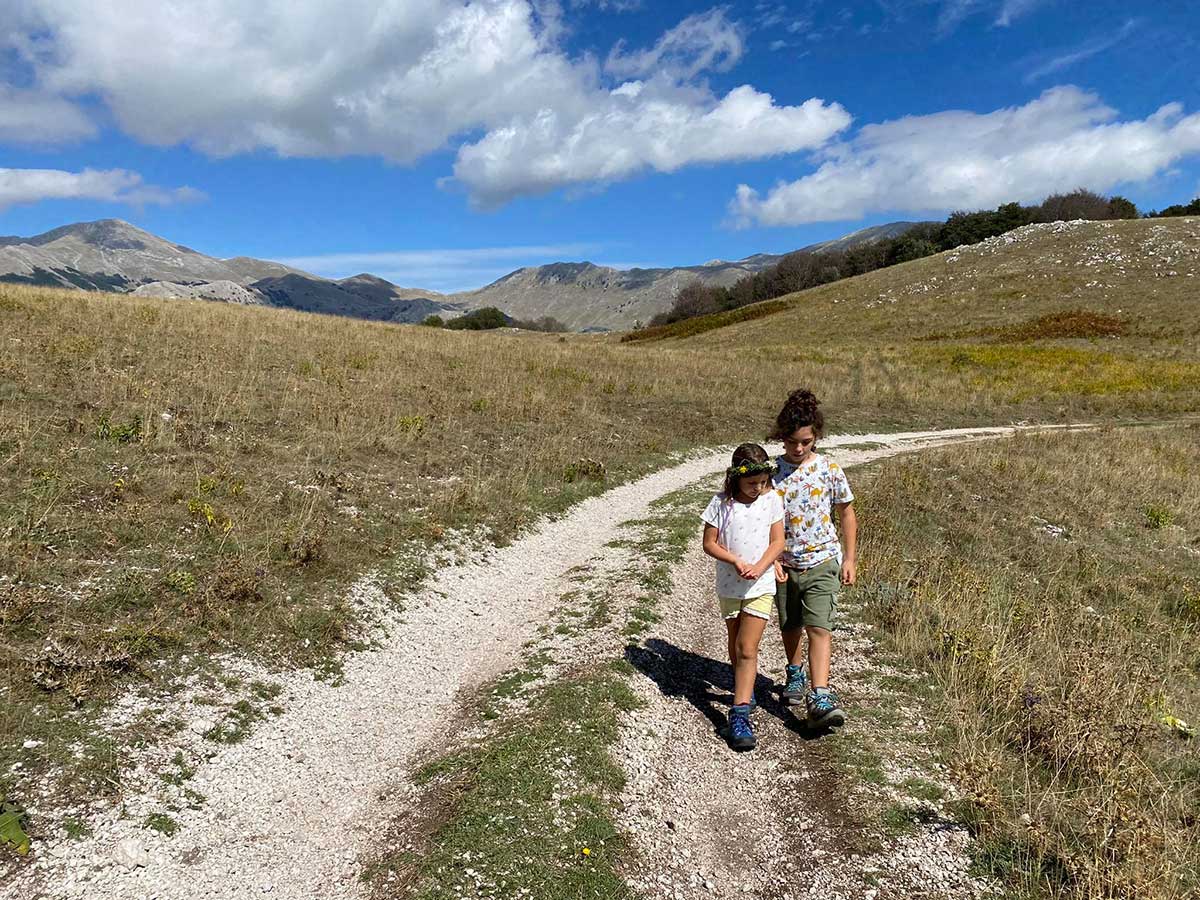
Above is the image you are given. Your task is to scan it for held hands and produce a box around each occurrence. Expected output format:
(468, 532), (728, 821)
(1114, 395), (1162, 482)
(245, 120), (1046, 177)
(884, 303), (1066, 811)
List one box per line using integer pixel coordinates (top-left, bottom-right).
(841, 559), (857, 586)
(773, 561), (787, 583)
(733, 557), (757, 580)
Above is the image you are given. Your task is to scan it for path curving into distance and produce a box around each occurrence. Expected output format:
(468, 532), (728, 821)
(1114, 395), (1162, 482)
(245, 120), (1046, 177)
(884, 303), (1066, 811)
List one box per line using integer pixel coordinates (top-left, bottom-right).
(13, 425), (1091, 899)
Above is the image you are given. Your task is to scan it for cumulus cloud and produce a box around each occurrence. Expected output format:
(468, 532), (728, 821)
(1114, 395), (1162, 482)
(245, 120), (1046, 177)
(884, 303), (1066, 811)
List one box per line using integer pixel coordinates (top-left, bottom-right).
(605, 9), (743, 80)
(730, 86), (1200, 227)
(455, 85), (850, 208)
(3, 0), (847, 207)
(0, 86), (95, 143)
(0, 167), (204, 210)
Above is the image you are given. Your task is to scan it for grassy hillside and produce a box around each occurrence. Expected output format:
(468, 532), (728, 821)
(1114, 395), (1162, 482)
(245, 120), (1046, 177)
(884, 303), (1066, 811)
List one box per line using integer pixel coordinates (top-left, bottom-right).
(680, 217), (1200, 346)
(657, 217), (1200, 423)
(854, 425), (1199, 898)
(2, 215), (1198, 828)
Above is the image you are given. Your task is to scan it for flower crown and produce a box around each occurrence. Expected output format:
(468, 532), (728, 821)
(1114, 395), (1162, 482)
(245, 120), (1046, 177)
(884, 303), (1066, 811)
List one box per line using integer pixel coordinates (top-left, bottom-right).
(727, 460), (775, 477)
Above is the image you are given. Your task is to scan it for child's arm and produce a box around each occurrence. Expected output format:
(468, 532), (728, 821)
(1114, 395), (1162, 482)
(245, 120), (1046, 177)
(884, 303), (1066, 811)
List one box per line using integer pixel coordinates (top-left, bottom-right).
(702, 524), (754, 577)
(835, 502), (857, 585)
(745, 520), (786, 581)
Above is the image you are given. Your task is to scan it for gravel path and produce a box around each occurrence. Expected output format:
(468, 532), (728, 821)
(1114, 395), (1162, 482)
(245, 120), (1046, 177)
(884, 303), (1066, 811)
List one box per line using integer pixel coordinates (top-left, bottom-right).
(615, 438), (1001, 900)
(12, 427), (1070, 899)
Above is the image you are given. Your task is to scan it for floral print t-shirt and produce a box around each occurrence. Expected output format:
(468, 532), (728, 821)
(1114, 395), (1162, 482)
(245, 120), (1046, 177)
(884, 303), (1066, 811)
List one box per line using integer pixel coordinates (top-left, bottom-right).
(772, 454), (853, 570)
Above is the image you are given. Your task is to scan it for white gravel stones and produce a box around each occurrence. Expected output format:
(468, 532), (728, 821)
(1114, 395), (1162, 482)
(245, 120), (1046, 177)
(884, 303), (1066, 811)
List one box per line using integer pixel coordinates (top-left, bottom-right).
(111, 839), (150, 870)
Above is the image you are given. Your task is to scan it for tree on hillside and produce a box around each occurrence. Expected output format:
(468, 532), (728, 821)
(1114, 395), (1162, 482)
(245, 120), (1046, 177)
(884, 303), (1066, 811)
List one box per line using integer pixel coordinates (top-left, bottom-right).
(421, 314), (444, 327)
(939, 202), (1038, 250)
(445, 307), (509, 330)
(514, 315), (569, 332)
(671, 281), (724, 321)
(1148, 197), (1200, 217)
(1107, 196), (1140, 219)
(1036, 189), (1118, 222)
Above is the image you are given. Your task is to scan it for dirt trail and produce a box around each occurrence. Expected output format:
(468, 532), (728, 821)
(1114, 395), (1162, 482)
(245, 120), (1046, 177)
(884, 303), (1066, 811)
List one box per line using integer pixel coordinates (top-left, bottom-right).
(12, 426), (1078, 900)
(615, 436), (1016, 900)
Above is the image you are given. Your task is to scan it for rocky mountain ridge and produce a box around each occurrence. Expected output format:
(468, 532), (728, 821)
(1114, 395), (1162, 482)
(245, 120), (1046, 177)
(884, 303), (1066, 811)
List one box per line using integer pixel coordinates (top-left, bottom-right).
(0, 219), (924, 330)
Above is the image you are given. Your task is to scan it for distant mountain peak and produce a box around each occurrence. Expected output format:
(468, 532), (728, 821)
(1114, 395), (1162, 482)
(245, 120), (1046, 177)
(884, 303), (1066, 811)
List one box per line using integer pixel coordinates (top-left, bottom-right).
(339, 273), (393, 284)
(0, 217), (161, 250)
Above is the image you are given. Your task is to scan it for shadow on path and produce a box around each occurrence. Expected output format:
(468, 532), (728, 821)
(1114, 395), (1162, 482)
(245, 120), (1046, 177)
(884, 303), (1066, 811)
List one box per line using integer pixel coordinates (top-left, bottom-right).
(624, 638), (835, 742)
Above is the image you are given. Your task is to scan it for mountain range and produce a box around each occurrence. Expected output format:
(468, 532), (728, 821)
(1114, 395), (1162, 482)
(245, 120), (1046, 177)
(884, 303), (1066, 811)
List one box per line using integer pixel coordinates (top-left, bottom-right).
(0, 219), (922, 331)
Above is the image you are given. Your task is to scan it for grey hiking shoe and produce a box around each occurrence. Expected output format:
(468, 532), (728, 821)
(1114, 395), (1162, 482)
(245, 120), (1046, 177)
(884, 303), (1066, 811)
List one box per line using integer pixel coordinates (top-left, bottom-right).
(780, 663), (807, 705)
(806, 689), (845, 728)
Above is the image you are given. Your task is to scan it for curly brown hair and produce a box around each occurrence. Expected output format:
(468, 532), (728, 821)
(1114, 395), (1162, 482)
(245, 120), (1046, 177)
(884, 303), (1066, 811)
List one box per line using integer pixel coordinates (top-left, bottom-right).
(722, 442), (770, 499)
(769, 388), (825, 441)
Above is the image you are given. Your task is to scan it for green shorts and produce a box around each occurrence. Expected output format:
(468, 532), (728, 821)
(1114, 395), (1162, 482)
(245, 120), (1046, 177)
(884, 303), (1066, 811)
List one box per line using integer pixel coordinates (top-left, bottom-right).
(775, 558), (840, 632)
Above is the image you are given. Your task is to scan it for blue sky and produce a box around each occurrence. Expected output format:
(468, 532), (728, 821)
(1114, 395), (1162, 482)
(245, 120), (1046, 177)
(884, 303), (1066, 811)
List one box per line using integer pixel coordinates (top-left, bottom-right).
(2, 0), (1198, 292)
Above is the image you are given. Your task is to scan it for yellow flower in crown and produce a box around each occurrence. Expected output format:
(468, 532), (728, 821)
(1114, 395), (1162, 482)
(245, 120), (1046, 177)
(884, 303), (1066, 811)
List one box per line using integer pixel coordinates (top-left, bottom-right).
(738, 465), (748, 474)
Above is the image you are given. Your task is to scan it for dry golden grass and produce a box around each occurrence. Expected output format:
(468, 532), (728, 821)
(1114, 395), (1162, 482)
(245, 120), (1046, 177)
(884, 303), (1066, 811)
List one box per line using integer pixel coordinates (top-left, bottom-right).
(855, 426), (1200, 898)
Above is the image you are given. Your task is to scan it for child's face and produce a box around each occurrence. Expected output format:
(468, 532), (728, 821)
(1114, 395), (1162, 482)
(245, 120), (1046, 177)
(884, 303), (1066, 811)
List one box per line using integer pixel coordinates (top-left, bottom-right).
(781, 426), (816, 464)
(735, 473), (771, 501)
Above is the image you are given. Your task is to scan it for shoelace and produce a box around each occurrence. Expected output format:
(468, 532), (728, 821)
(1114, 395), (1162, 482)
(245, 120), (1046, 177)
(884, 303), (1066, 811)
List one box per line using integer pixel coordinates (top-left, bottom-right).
(730, 710), (752, 736)
(810, 692), (838, 711)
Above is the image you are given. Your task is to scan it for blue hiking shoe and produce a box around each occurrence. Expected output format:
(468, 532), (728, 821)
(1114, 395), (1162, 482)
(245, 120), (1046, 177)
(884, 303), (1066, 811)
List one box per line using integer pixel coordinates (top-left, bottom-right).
(726, 704), (756, 751)
(806, 689), (845, 728)
(780, 663), (808, 705)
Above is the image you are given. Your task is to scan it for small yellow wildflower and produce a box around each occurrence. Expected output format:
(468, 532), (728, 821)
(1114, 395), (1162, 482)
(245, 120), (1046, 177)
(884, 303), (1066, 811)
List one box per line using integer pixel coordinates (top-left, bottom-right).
(581, 847), (592, 857)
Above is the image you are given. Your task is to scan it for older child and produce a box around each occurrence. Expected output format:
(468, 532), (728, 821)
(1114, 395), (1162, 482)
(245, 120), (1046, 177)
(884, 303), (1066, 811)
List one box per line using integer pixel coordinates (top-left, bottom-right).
(770, 389), (856, 728)
(701, 443), (785, 751)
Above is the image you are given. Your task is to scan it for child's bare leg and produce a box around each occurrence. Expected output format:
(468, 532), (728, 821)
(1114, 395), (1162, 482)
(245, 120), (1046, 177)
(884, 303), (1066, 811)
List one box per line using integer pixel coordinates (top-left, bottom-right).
(732, 614), (768, 705)
(806, 625), (832, 687)
(725, 618), (739, 668)
(782, 627), (806, 668)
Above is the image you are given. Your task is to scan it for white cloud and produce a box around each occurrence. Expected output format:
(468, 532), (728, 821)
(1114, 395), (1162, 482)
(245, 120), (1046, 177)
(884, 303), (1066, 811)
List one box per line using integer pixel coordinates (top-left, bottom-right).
(937, 0), (1048, 33)
(936, 0), (984, 34)
(995, 0), (1047, 26)
(1024, 19), (1138, 82)
(731, 87), (1200, 226)
(605, 9), (742, 80)
(0, 167), (203, 210)
(0, 86), (95, 143)
(3, 1), (847, 208)
(455, 84), (850, 207)
(570, 0), (642, 10)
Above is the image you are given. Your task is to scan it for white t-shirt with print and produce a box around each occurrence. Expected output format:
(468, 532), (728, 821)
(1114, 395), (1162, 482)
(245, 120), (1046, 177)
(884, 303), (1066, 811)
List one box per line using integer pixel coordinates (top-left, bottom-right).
(700, 491), (784, 599)
(772, 453), (854, 569)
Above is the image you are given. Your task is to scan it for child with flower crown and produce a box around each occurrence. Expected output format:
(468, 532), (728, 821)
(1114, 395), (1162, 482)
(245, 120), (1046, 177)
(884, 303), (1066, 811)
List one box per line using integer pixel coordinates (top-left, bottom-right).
(700, 442), (785, 751)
